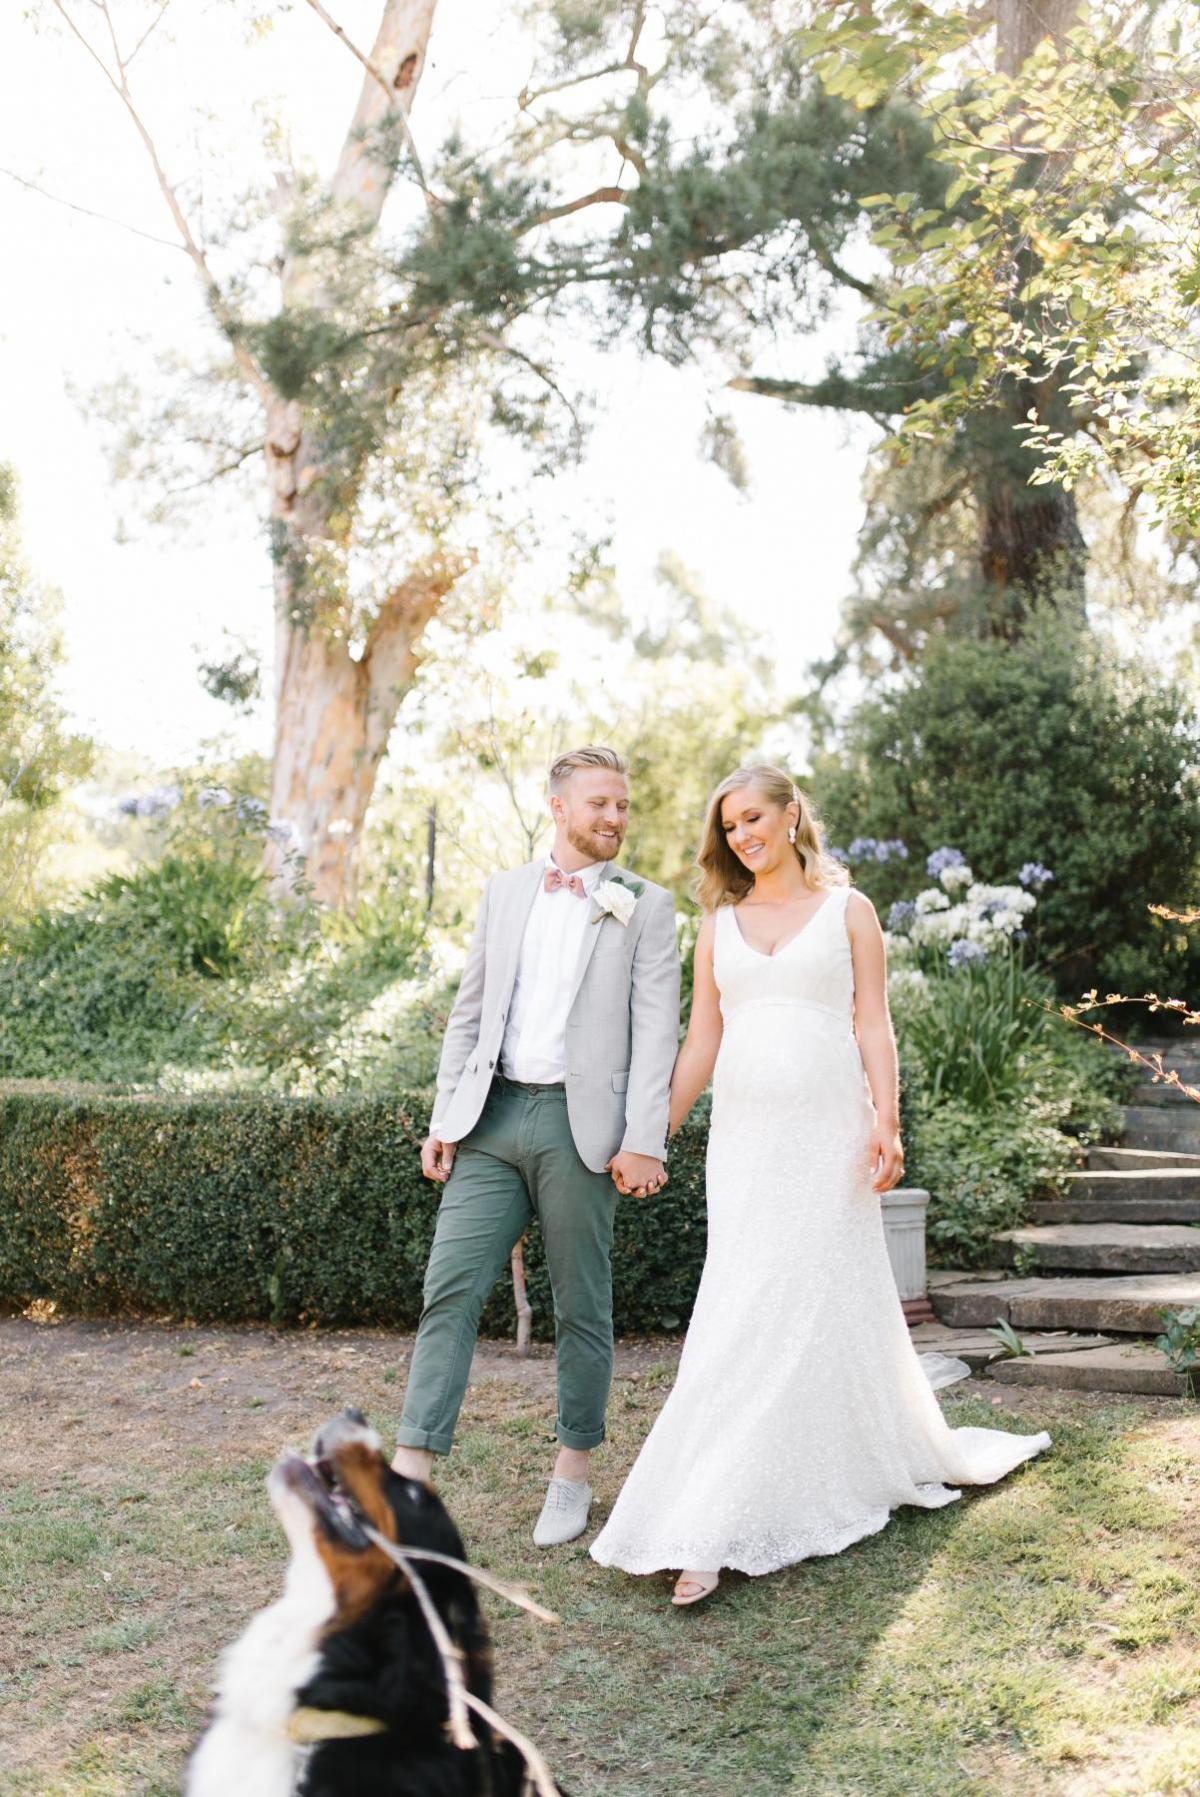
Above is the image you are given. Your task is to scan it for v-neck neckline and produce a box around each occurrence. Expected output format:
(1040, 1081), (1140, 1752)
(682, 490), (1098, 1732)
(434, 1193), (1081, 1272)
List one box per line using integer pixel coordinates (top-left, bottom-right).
(730, 890), (836, 960)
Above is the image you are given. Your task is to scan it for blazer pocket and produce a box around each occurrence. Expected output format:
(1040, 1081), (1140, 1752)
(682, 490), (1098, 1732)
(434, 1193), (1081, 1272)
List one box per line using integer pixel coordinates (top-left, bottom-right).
(611, 1069), (630, 1094)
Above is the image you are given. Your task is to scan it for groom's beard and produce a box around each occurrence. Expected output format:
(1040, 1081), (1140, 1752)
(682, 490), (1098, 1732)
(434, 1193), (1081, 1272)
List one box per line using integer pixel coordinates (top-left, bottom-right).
(566, 821), (624, 863)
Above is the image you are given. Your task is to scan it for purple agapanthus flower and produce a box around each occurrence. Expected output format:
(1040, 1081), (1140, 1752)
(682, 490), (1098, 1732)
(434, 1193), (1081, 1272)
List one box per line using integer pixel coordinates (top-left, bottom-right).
(847, 836), (908, 864)
(948, 938), (988, 969)
(117, 783), (181, 820)
(887, 900), (917, 931)
(236, 796), (268, 823)
(926, 846), (967, 878)
(1018, 861), (1055, 891)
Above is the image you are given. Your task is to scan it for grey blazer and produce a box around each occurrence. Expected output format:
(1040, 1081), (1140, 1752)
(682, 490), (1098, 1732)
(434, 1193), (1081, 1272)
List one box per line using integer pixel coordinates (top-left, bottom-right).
(430, 859), (681, 1173)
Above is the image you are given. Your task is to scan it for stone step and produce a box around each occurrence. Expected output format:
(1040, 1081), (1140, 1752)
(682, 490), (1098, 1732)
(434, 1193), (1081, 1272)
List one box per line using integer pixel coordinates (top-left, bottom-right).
(1131, 1082), (1200, 1107)
(1086, 1145), (1200, 1171)
(993, 1223), (1200, 1274)
(985, 1342), (1190, 1398)
(1032, 1197), (1200, 1225)
(908, 1321), (1115, 1371)
(931, 1272), (1200, 1334)
(1122, 1107), (1200, 1151)
(1030, 1169), (1200, 1223)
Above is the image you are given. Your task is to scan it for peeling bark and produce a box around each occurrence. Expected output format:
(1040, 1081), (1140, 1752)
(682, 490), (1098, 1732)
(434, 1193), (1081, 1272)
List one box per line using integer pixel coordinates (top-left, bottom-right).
(263, 0), (458, 906)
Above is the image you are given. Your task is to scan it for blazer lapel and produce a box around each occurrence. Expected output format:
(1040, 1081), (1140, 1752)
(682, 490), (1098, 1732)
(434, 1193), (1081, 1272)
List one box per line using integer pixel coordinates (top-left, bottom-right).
(567, 862), (617, 1011)
(498, 859), (546, 1001)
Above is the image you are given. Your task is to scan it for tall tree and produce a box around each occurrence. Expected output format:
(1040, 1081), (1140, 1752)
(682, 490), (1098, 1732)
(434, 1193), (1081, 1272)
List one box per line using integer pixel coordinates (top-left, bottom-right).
(0, 468), (92, 913)
(396, 1), (1185, 660)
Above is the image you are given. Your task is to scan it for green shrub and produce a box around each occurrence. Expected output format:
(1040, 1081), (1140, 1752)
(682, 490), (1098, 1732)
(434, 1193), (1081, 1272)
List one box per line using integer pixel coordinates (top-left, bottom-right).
(0, 1085), (709, 1337)
(889, 946), (1130, 1262)
(812, 614), (1200, 1008)
(904, 1094), (1079, 1266)
(895, 951), (1057, 1109)
(0, 832), (429, 1091)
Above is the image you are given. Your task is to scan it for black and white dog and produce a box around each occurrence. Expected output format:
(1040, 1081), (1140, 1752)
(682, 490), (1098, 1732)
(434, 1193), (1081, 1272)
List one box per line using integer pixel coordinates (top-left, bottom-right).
(187, 1410), (565, 1797)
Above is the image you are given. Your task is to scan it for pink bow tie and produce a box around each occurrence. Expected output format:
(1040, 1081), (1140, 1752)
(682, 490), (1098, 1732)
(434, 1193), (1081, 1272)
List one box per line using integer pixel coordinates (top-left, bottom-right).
(544, 867), (587, 897)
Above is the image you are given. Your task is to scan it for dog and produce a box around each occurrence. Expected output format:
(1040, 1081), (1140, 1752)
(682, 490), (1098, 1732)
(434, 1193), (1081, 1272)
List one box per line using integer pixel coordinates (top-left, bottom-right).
(186, 1409), (565, 1797)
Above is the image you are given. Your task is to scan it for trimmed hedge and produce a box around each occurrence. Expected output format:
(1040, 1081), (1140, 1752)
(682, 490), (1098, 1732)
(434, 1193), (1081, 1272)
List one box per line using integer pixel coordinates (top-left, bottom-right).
(0, 1085), (710, 1338)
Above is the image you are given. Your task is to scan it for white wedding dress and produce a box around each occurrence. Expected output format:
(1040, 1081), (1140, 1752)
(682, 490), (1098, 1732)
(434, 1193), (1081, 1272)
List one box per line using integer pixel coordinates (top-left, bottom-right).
(590, 886), (1050, 1577)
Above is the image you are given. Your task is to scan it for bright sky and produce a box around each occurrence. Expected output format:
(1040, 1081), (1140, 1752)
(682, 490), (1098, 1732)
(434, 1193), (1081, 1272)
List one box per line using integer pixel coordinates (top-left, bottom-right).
(0, 1), (871, 768)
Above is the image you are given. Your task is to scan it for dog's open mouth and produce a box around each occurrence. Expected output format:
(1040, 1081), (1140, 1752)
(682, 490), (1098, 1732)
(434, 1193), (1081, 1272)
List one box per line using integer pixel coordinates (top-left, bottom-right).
(270, 1408), (389, 1553)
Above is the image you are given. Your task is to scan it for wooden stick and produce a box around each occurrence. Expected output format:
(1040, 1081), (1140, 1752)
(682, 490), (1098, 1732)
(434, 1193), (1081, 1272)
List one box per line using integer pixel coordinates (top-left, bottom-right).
(511, 1237), (534, 1356)
(360, 1523), (476, 1751)
(463, 1690), (560, 1797)
(391, 1545), (560, 1624)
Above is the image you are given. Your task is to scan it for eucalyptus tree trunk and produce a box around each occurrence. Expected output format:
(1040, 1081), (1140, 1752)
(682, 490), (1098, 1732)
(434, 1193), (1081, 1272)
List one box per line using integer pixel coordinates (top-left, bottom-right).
(264, 0), (461, 906)
(980, 0), (1087, 631)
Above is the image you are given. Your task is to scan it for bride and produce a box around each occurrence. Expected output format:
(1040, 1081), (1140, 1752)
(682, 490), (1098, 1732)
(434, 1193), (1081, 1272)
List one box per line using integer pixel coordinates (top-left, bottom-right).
(589, 765), (1050, 1605)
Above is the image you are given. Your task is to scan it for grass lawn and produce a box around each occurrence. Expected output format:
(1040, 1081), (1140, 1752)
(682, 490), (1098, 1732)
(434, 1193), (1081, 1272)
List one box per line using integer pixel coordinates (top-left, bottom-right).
(1, 1319), (1198, 1796)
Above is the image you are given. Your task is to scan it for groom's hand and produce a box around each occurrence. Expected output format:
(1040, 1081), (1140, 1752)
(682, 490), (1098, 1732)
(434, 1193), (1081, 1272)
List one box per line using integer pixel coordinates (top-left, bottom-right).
(607, 1151), (667, 1198)
(421, 1134), (457, 1184)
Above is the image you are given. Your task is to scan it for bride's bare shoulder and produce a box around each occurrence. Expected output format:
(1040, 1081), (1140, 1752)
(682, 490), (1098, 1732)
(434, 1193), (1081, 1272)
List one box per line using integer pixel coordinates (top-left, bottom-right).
(843, 885), (880, 935)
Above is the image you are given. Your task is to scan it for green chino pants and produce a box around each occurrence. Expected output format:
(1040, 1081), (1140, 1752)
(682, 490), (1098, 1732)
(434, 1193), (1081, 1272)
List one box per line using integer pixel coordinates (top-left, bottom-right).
(397, 1078), (617, 1455)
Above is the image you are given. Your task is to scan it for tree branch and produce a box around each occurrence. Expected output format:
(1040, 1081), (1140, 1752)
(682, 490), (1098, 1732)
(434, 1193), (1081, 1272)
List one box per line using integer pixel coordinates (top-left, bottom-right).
(301, 0), (433, 200)
(520, 185), (632, 232)
(51, 1), (271, 405)
(0, 164), (183, 253)
(476, 329), (584, 448)
(727, 374), (899, 418)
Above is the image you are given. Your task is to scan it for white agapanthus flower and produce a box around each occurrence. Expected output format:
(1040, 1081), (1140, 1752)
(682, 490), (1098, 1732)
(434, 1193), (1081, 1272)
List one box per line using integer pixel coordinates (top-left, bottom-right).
(939, 862), (974, 893)
(888, 967), (929, 993)
(914, 887), (951, 914)
(966, 883), (1036, 915)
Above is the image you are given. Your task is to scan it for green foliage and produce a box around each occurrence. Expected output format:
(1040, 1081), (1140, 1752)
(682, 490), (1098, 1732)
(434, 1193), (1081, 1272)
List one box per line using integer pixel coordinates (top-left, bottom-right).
(0, 1086), (711, 1337)
(894, 951), (1056, 1110)
(804, 5), (1200, 534)
(814, 615), (1200, 1002)
(1155, 1308), (1200, 1382)
(903, 1092), (1077, 1267)
(0, 784), (431, 1091)
(986, 1318), (1033, 1359)
(90, 856), (266, 980)
(892, 934), (1129, 1264)
(0, 466), (93, 914)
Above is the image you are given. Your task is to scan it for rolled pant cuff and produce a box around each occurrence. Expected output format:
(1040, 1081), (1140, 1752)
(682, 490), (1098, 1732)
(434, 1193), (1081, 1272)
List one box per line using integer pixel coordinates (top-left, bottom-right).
(396, 1424), (455, 1455)
(556, 1423), (605, 1450)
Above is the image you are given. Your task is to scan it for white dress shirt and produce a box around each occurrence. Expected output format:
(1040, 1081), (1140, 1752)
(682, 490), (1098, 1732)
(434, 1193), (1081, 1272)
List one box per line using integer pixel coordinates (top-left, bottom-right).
(500, 856), (605, 1083)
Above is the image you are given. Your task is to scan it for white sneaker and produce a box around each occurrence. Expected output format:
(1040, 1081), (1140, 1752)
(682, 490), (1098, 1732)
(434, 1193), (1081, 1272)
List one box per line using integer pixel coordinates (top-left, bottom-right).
(532, 1477), (592, 1547)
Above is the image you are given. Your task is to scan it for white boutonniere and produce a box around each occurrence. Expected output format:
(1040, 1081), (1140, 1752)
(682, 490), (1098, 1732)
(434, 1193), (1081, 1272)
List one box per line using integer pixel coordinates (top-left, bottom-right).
(591, 875), (643, 926)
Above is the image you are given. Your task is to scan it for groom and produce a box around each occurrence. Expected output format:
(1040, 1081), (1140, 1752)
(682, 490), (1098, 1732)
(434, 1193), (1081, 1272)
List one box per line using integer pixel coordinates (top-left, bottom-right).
(392, 746), (680, 1545)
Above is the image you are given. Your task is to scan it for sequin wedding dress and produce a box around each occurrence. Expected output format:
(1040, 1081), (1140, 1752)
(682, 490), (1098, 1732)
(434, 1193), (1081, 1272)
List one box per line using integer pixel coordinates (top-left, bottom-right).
(590, 885), (1050, 1578)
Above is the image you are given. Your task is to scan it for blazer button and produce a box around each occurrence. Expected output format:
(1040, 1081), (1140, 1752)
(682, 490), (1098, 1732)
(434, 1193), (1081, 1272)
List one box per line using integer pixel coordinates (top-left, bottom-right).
(488, 1059), (495, 1069)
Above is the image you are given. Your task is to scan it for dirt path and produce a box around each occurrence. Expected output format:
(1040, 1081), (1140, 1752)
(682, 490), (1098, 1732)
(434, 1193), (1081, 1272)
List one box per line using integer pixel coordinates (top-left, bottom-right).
(0, 1316), (685, 1485)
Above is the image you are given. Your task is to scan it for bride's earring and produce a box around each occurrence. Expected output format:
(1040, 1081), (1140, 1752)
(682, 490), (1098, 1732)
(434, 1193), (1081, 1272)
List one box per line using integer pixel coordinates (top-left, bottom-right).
(788, 827), (797, 844)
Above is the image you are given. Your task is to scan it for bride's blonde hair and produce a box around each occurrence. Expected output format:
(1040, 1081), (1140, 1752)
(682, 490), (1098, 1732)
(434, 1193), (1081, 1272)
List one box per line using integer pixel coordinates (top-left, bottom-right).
(696, 765), (848, 911)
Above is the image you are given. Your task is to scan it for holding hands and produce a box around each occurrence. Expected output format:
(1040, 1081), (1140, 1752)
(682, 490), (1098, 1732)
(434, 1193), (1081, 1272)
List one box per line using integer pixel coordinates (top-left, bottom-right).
(607, 1151), (667, 1198)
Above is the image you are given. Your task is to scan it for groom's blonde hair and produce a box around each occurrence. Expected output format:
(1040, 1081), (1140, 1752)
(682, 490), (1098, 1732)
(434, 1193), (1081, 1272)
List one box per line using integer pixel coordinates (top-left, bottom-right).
(696, 765), (848, 911)
(548, 745), (628, 793)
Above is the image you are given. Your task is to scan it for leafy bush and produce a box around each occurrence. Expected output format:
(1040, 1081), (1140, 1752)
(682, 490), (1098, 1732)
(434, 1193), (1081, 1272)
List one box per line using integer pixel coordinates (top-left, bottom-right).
(812, 614), (1200, 1008)
(0, 784), (430, 1091)
(903, 1094), (1080, 1265)
(894, 951), (1057, 1110)
(0, 1085), (710, 1337)
(890, 944), (1130, 1262)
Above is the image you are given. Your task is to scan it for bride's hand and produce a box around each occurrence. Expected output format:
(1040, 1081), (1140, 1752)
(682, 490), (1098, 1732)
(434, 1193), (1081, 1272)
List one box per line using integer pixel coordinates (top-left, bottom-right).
(869, 1128), (905, 1194)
